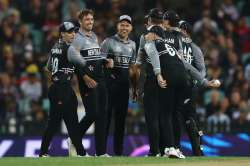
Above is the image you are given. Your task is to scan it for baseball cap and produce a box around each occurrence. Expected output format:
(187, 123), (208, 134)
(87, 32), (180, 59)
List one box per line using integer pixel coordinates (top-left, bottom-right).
(148, 8), (163, 20)
(59, 22), (77, 32)
(178, 20), (192, 34)
(118, 15), (132, 24)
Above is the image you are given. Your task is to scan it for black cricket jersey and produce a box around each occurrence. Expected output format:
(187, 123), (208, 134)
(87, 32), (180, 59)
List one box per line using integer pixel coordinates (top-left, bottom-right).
(47, 40), (75, 83)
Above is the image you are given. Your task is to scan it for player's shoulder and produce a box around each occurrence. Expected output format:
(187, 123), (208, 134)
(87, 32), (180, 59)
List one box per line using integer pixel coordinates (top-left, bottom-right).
(103, 36), (114, 43)
(191, 42), (202, 52)
(51, 40), (61, 50)
(72, 32), (84, 42)
(91, 31), (98, 39)
(128, 39), (136, 46)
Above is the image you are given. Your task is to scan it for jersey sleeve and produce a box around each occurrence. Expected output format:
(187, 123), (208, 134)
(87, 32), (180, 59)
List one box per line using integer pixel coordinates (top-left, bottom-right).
(100, 38), (112, 58)
(136, 35), (146, 65)
(191, 43), (206, 78)
(67, 46), (86, 68)
(181, 57), (208, 87)
(46, 52), (52, 72)
(144, 41), (161, 75)
(69, 35), (88, 76)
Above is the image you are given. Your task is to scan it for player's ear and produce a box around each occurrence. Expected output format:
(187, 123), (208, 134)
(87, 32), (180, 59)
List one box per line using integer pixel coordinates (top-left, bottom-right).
(130, 24), (133, 31)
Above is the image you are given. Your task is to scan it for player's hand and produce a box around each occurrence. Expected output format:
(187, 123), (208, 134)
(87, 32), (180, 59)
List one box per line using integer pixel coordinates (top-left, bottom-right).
(83, 75), (97, 88)
(207, 79), (221, 88)
(144, 32), (160, 41)
(105, 58), (114, 68)
(157, 74), (167, 88)
(132, 88), (139, 102)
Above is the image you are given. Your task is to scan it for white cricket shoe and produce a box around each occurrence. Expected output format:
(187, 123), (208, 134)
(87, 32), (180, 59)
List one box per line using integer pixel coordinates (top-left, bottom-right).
(97, 153), (111, 157)
(164, 147), (181, 158)
(39, 154), (49, 157)
(77, 153), (91, 157)
(67, 138), (77, 157)
(176, 148), (186, 159)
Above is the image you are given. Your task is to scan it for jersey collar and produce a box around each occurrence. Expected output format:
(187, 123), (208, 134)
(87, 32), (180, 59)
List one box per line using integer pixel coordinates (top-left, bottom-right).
(78, 29), (94, 38)
(114, 34), (130, 44)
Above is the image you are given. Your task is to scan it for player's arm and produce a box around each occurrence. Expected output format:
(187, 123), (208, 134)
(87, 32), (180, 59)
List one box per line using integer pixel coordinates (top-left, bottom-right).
(144, 40), (167, 88)
(70, 37), (97, 88)
(179, 54), (220, 88)
(67, 46), (86, 68)
(130, 35), (145, 100)
(191, 43), (206, 78)
(100, 37), (114, 68)
(45, 54), (52, 87)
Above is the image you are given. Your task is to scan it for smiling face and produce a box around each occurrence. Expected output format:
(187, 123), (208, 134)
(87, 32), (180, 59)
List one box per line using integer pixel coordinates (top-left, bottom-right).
(117, 20), (132, 39)
(79, 13), (94, 32)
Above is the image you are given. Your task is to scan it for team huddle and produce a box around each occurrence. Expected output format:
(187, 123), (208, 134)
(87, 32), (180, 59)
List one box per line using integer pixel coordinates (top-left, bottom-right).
(39, 8), (221, 158)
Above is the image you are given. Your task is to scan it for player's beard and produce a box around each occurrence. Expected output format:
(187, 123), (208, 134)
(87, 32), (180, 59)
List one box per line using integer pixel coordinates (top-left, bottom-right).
(83, 23), (93, 32)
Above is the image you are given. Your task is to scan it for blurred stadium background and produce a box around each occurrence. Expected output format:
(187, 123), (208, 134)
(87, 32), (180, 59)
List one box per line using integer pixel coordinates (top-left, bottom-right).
(0, 0), (250, 157)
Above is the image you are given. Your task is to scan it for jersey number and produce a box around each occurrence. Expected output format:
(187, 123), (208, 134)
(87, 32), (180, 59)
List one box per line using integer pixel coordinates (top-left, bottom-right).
(51, 57), (59, 74)
(183, 46), (193, 64)
(164, 44), (176, 56)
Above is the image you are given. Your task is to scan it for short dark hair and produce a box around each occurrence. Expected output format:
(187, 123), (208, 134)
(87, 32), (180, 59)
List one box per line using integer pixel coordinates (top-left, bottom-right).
(148, 8), (163, 25)
(150, 17), (163, 25)
(163, 10), (180, 27)
(77, 9), (94, 20)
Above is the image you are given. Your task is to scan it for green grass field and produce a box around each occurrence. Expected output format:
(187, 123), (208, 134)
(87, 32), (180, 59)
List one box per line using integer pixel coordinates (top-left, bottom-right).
(0, 157), (250, 166)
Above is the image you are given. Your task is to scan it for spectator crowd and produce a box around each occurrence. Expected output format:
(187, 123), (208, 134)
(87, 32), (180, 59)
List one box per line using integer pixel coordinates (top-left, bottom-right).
(0, 0), (250, 135)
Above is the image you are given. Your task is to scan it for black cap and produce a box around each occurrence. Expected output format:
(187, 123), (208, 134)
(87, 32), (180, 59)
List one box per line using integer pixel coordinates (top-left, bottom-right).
(59, 22), (77, 32)
(148, 8), (163, 20)
(118, 15), (132, 24)
(178, 20), (192, 34)
(163, 10), (180, 26)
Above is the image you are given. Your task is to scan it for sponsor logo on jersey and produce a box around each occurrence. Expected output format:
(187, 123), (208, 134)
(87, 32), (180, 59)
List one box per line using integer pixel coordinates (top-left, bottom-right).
(114, 56), (130, 64)
(87, 48), (101, 56)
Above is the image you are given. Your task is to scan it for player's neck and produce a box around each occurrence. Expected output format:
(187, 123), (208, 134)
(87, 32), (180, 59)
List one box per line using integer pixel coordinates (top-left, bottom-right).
(81, 28), (92, 37)
(117, 34), (128, 42)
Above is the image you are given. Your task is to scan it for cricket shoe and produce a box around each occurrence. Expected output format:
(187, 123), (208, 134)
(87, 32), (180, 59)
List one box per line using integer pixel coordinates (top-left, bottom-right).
(175, 148), (186, 159)
(96, 153), (112, 157)
(39, 154), (50, 157)
(164, 147), (182, 159)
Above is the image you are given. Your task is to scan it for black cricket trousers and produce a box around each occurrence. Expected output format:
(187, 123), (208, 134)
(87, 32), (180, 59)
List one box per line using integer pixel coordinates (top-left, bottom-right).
(78, 77), (108, 156)
(40, 82), (85, 156)
(159, 66), (191, 149)
(106, 81), (129, 156)
(143, 76), (161, 155)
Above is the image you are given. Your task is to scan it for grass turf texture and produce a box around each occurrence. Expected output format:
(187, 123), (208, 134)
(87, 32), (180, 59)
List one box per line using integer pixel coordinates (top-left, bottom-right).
(0, 157), (250, 166)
